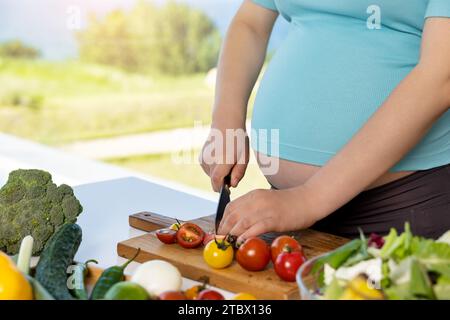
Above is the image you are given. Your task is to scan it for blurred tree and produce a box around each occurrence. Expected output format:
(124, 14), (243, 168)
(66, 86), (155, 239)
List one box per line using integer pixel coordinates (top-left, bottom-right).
(78, 10), (141, 71)
(0, 40), (40, 59)
(77, 0), (221, 74)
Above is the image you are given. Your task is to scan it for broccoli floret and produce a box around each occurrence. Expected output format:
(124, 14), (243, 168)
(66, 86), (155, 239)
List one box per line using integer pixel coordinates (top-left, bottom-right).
(0, 169), (83, 255)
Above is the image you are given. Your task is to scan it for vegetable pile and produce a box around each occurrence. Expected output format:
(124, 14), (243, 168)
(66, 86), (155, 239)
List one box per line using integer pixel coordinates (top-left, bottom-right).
(313, 223), (450, 300)
(0, 222), (257, 301)
(0, 168), (262, 301)
(155, 219), (307, 282)
(0, 169), (83, 255)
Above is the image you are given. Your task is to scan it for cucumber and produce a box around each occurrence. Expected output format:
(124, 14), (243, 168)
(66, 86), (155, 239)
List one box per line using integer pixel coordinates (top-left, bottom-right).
(26, 275), (55, 300)
(35, 223), (82, 300)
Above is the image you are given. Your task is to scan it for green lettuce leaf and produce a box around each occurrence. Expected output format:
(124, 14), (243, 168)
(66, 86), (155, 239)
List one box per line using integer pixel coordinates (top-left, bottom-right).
(437, 230), (450, 245)
(342, 229), (370, 267)
(384, 283), (411, 300)
(410, 236), (450, 278)
(380, 228), (398, 259)
(433, 276), (450, 300)
(387, 257), (435, 299)
(313, 239), (362, 273)
(409, 259), (435, 299)
(323, 277), (346, 300)
(434, 284), (450, 300)
(380, 224), (414, 261)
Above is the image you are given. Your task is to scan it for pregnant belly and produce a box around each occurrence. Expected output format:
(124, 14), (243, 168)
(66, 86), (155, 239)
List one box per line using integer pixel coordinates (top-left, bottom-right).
(255, 151), (415, 191)
(251, 21), (421, 172)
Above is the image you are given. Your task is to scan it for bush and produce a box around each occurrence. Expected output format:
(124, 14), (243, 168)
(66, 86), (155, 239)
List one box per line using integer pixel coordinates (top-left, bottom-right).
(1, 91), (44, 110)
(77, 0), (221, 75)
(0, 40), (40, 59)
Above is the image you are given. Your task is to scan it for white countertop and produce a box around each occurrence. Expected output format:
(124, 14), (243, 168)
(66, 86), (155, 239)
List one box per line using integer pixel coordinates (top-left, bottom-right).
(73, 177), (233, 298)
(1, 133), (232, 297)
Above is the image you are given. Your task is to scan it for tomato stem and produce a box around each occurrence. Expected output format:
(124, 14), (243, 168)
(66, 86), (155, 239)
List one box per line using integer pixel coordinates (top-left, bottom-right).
(282, 245), (292, 254)
(198, 276), (210, 290)
(214, 235), (231, 251)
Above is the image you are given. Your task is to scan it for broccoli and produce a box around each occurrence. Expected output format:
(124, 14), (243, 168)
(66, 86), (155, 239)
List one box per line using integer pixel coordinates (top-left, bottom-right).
(0, 169), (83, 255)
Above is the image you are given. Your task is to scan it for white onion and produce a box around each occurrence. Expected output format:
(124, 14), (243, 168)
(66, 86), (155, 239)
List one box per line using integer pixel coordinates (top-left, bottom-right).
(131, 260), (182, 296)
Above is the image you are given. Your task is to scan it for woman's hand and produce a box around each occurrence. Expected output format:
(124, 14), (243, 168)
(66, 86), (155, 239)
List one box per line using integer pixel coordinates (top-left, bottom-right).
(198, 1), (278, 192)
(217, 187), (316, 242)
(199, 124), (249, 192)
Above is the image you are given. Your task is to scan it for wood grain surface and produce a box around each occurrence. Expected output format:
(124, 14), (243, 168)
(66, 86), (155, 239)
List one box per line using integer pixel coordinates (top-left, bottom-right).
(118, 211), (349, 300)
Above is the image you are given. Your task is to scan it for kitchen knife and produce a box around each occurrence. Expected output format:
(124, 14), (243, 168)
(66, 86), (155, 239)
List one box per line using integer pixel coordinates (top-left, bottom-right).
(214, 174), (231, 234)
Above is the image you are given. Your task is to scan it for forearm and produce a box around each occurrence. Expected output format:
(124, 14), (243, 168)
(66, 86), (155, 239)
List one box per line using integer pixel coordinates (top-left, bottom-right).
(212, 5), (277, 128)
(301, 65), (449, 224)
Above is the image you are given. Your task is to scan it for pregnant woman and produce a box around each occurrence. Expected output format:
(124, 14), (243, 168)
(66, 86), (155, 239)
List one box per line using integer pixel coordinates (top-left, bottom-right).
(200, 0), (450, 240)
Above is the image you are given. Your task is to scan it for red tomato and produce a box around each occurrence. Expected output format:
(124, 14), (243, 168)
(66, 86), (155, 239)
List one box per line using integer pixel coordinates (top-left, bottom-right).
(156, 228), (177, 244)
(196, 289), (225, 300)
(236, 237), (271, 271)
(274, 249), (306, 282)
(270, 235), (303, 262)
(159, 291), (187, 300)
(176, 223), (205, 248)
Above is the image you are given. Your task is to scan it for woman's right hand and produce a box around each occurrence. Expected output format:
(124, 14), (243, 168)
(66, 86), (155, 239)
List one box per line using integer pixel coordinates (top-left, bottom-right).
(199, 124), (249, 192)
(199, 0), (277, 192)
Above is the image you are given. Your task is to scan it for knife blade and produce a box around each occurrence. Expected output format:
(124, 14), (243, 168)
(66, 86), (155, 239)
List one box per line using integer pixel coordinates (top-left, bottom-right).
(214, 174), (231, 234)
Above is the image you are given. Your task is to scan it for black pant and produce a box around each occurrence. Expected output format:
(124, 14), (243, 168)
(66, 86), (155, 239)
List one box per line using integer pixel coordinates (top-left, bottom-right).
(274, 163), (450, 239)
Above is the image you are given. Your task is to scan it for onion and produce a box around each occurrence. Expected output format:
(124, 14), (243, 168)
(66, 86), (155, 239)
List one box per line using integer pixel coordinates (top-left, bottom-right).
(131, 260), (182, 296)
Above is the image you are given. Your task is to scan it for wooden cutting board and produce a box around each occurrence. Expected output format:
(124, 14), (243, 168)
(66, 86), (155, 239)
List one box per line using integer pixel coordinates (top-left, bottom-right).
(117, 211), (349, 300)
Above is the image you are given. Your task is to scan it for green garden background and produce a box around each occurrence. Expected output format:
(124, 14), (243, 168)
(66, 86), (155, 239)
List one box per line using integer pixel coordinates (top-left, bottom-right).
(0, 0), (270, 195)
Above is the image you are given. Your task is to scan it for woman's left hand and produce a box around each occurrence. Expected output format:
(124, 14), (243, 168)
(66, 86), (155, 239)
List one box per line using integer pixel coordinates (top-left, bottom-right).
(217, 187), (315, 243)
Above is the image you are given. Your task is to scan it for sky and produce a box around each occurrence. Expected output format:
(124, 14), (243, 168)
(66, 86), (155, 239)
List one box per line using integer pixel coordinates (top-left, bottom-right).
(0, 0), (288, 60)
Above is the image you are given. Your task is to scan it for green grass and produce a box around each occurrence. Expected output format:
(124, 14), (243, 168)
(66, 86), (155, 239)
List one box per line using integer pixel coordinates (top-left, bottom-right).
(0, 59), (259, 145)
(0, 58), (216, 145)
(107, 151), (270, 197)
(0, 58), (261, 193)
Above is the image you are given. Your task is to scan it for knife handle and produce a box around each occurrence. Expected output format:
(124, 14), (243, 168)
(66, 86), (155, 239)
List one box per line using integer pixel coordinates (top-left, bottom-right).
(224, 174), (231, 187)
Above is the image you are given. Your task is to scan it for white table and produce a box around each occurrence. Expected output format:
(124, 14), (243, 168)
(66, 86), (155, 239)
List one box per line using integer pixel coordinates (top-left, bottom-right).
(1, 133), (232, 297)
(73, 177), (233, 298)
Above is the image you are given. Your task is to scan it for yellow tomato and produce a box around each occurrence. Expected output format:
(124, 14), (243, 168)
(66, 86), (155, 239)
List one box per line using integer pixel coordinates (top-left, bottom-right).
(233, 293), (257, 300)
(169, 222), (182, 231)
(203, 240), (234, 269)
(0, 252), (33, 300)
(185, 285), (202, 300)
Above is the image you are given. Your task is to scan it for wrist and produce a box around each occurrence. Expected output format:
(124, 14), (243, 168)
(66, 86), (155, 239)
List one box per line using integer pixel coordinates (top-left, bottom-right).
(288, 184), (324, 228)
(211, 104), (247, 129)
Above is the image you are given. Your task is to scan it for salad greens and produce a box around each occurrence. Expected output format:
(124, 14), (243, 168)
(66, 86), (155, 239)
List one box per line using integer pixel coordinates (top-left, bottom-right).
(315, 223), (450, 300)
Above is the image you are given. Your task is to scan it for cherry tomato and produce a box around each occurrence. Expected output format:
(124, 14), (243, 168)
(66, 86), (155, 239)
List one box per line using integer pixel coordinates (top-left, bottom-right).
(176, 223), (205, 248)
(203, 238), (234, 269)
(156, 228), (177, 244)
(274, 248), (306, 282)
(196, 289), (225, 300)
(233, 293), (257, 300)
(184, 277), (209, 299)
(270, 235), (303, 262)
(170, 220), (183, 231)
(159, 291), (187, 300)
(236, 237), (271, 271)
(185, 285), (203, 300)
(203, 232), (216, 246)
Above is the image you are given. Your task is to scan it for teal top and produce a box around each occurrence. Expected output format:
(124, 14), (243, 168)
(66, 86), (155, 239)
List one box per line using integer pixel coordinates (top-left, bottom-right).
(251, 0), (450, 171)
